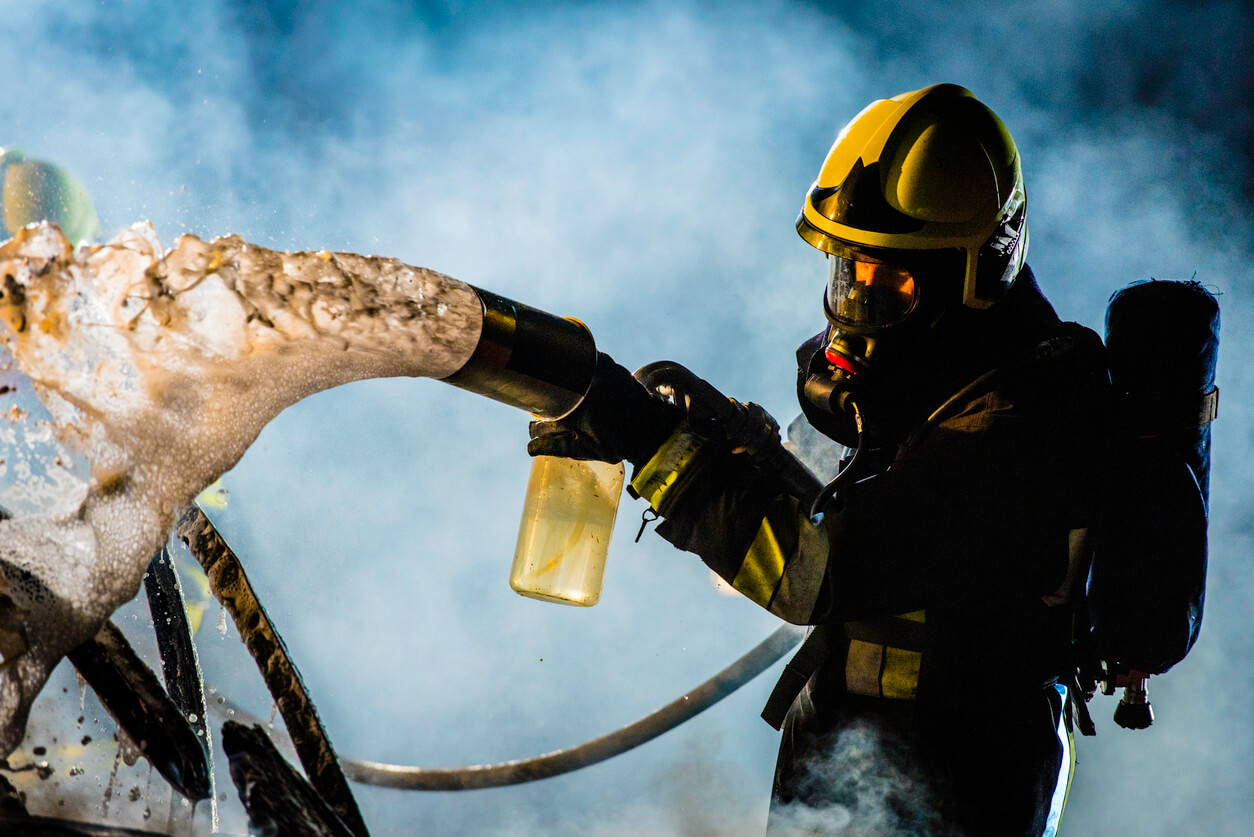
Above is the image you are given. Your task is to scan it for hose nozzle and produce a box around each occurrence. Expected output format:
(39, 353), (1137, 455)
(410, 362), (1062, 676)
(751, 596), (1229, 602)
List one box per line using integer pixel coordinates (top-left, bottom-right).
(441, 287), (598, 418)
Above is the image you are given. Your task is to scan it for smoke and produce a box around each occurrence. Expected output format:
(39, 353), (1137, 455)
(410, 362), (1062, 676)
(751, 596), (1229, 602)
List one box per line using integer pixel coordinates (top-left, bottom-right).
(767, 721), (952, 837)
(651, 730), (762, 837)
(1, 0), (1251, 834)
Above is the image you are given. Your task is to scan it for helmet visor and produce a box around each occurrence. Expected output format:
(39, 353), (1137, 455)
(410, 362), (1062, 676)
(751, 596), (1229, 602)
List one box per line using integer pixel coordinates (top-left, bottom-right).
(825, 253), (918, 329)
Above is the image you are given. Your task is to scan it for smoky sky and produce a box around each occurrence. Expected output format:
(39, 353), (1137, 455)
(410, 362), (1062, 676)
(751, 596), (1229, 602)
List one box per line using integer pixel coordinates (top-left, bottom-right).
(3, 0), (1252, 834)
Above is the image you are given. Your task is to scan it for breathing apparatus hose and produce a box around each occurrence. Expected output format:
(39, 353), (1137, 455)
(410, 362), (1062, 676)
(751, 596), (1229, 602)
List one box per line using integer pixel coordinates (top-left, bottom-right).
(806, 399), (864, 519)
(805, 334), (1079, 519)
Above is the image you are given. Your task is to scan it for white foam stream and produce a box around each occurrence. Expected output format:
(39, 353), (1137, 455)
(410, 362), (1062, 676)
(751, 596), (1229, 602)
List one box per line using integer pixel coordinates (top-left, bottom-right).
(0, 221), (483, 754)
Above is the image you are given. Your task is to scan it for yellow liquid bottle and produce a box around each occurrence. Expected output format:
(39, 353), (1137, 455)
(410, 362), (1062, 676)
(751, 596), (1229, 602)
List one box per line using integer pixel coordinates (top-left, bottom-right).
(510, 456), (625, 606)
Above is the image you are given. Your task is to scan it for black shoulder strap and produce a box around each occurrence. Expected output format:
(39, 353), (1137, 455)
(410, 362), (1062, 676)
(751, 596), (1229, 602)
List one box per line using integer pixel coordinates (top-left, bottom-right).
(760, 624), (838, 730)
(904, 328), (1084, 451)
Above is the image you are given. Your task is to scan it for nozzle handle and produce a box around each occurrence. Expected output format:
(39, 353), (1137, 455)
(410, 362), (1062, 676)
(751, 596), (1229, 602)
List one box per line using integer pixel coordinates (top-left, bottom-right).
(634, 361), (822, 508)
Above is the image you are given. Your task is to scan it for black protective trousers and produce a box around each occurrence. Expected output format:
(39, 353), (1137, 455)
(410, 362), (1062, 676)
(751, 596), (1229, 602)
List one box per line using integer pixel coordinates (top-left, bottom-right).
(765, 649), (1070, 836)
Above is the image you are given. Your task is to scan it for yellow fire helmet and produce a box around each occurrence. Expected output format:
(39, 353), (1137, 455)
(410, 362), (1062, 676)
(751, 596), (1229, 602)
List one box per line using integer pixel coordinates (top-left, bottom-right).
(797, 83), (1027, 311)
(0, 148), (102, 245)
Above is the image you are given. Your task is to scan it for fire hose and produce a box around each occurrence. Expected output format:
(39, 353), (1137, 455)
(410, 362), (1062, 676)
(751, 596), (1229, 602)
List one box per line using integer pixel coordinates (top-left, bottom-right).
(177, 505), (803, 792)
(339, 625), (803, 790)
(166, 290), (819, 799)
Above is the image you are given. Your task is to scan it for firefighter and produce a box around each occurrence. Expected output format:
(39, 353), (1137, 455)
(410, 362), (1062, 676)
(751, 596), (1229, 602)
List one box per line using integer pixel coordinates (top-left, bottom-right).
(529, 84), (1109, 835)
(0, 148), (102, 244)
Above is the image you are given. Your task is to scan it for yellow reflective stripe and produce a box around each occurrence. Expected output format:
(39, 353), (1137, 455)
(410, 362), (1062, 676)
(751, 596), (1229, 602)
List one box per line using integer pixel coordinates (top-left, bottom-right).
(845, 643), (921, 700)
(845, 610), (926, 700)
(732, 512), (790, 608)
(629, 424), (706, 511)
(846, 640), (884, 696)
(880, 648), (922, 699)
(770, 519), (829, 622)
(881, 611), (923, 699)
(1061, 717), (1076, 820)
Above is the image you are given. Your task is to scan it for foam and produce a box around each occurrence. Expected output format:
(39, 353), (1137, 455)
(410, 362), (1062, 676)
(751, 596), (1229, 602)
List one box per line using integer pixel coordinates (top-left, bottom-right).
(0, 222), (483, 754)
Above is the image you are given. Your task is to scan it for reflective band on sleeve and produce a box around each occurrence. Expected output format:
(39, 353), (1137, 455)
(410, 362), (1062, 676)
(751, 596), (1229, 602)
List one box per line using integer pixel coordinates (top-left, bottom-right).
(733, 495), (807, 611)
(629, 424), (707, 511)
(769, 520), (830, 623)
(733, 512), (791, 608)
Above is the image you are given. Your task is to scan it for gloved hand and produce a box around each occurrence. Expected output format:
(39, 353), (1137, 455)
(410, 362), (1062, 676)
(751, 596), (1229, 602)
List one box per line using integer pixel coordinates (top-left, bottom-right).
(527, 352), (683, 466)
(720, 401), (781, 463)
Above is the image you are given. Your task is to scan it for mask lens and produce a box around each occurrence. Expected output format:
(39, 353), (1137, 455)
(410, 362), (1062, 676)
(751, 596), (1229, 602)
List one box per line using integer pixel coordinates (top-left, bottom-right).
(826, 254), (917, 328)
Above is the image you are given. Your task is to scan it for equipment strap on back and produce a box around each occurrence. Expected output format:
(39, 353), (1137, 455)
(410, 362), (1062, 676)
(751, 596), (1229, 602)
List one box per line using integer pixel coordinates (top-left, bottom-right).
(761, 624), (838, 730)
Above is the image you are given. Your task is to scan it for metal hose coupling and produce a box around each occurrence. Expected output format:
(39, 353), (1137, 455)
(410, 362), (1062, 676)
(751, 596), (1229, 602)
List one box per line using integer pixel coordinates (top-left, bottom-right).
(1113, 675), (1154, 730)
(440, 287), (598, 419)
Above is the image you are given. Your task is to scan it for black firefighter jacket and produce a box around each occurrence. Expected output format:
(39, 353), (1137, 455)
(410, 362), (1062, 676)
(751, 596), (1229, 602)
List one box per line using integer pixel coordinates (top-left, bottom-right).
(628, 272), (1110, 835)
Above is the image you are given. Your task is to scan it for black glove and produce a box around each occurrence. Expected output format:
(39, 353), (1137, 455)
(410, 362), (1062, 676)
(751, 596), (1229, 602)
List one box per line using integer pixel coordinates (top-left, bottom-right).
(720, 401), (781, 463)
(527, 352), (683, 466)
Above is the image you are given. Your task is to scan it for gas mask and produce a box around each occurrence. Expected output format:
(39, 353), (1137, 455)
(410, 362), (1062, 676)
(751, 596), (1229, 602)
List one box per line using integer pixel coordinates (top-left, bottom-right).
(799, 248), (965, 448)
